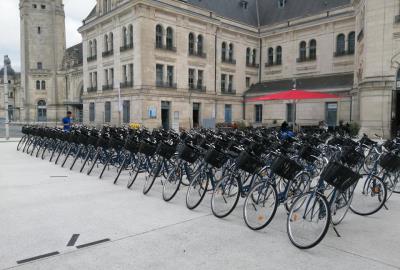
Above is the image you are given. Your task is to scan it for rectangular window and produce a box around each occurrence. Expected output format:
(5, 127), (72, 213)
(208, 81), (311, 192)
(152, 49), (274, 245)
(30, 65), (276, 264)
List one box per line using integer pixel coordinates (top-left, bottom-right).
(37, 27), (41, 34)
(33, 4), (37, 8)
(104, 69), (109, 85)
(221, 74), (226, 91)
(104, 101), (111, 123)
(255, 104), (263, 123)
(129, 64), (133, 83)
(156, 64), (163, 85)
(246, 77), (250, 88)
(228, 75), (233, 92)
(123, 100), (130, 123)
(197, 70), (203, 88)
(41, 5), (46, 9)
(188, 68), (195, 89)
(110, 68), (114, 86)
(224, 104), (232, 123)
(93, 72), (97, 87)
(89, 102), (95, 122)
(37, 62), (42, 69)
(167, 65), (174, 87)
(122, 65), (127, 82)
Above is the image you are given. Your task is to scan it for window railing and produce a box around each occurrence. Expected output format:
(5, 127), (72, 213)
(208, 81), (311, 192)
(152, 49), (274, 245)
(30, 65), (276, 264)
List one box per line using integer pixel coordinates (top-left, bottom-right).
(189, 51), (207, 58)
(102, 49), (114, 57)
(87, 55), (97, 62)
(222, 58), (236, 65)
(221, 88), (236, 95)
(265, 61), (282, 67)
(120, 81), (133, 89)
(296, 56), (316, 63)
(189, 84), (206, 92)
(333, 50), (355, 57)
(155, 44), (177, 52)
(87, 86), (97, 92)
(120, 43), (133, 52)
(156, 81), (177, 89)
(102, 84), (113, 91)
(246, 62), (260, 68)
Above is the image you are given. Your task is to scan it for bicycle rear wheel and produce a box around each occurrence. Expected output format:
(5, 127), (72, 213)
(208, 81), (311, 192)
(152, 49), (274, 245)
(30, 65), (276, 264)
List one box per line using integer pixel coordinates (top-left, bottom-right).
(143, 158), (160, 195)
(17, 136), (27, 151)
(186, 170), (209, 210)
(331, 186), (354, 226)
(243, 182), (278, 230)
(211, 174), (240, 218)
(127, 157), (141, 189)
(350, 174), (387, 216)
(287, 192), (330, 249)
(163, 166), (182, 202)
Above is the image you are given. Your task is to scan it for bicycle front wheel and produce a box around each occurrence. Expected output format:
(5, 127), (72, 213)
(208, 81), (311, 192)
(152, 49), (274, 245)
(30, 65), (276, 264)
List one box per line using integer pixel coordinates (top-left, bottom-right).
(243, 182), (278, 230)
(162, 166), (182, 202)
(287, 192), (330, 249)
(211, 175), (240, 218)
(186, 170), (209, 210)
(350, 174), (387, 216)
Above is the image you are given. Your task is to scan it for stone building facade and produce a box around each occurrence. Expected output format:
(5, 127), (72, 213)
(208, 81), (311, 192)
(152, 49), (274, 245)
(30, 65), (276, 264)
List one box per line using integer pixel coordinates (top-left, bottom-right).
(16, 0), (400, 137)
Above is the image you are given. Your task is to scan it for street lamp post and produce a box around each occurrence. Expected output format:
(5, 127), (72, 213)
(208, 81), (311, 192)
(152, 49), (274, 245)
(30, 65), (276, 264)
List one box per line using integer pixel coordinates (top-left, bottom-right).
(3, 55), (10, 140)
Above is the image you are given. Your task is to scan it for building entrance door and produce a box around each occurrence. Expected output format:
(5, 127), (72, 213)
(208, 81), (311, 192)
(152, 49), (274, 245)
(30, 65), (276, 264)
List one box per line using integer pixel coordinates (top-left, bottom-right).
(193, 103), (200, 128)
(161, 101), (171, 129)
(391, 90), (400, 137)
(326, 102), (338, 129)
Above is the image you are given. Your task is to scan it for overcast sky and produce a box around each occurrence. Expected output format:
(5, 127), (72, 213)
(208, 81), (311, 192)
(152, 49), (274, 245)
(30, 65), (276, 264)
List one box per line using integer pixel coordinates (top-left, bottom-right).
(0, 0), (96, 71)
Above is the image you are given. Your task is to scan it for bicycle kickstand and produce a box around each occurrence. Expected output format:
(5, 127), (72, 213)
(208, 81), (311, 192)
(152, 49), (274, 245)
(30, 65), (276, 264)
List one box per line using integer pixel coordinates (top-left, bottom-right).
(384, 203), (389, 210)
(331, 223), (341, 238)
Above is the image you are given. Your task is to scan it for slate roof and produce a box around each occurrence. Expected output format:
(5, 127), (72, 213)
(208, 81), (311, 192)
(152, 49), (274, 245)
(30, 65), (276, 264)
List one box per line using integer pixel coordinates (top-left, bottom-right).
(245, 73), (354, 96)
(83, 0), (351, 27)
(65, 43), (83, 66)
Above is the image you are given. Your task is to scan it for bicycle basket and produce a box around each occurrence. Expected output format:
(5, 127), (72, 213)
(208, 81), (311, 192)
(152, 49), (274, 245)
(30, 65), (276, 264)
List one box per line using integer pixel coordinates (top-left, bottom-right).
(321, 162), (361, 191)
(383, 140), (396, 151)
(88, 135), (98, 146)
(78, 134), (89, 145)
(204, 148), (227, 168)
(340, 147), (364, 167)
(250, 142), (267, 156)
(177, 144), (199, 164)
(156, 142), (176, 159)
(96, 136), (109, 148)
(328, 137), (345, 146)
(379, 153), (400, 173)
(139, 140), (157, 156)
(125, 139), (139, 153)
(270, 155), (303, 180)
(360, 137), (375, 147)
(299, 145), (321, 162)
(22, 126), (29, 135)
(237, 151), (262, 174)
(110, 137), (125, 150)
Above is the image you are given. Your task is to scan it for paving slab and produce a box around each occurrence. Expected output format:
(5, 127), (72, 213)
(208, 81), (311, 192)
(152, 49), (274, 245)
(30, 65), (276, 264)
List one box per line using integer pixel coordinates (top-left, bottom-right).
(0, 142), (399, 270)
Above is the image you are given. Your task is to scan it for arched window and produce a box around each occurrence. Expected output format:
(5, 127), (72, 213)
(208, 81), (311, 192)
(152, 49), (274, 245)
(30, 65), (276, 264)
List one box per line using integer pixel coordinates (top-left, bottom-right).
(37, 100), (47, 122)
(41, 80), (46, 90)
(88, 41), (93, 57)
(36, 80), (41, 90)
(93, 39), (97, 56)
(336, 34), (345, 55)
(197, 35), (203, 55)
(299, 41), (307, 61)
(221, 42), (227, 61)
(228, 43), (234, 61)
(348, 31), (355, 54)
(128, 25), (133, 45)
(246, 48), (251, 65)
(252, 49), (257, 65)
(104, 34), (109, 52)
(309, 39), (317, 60)
(276, 46), (282, 65)
(188, 33), (195, 55)
(122, 27), (127, 47)
(109, 32), (113, 51)
(268, 47), (274, 65)
(156, 24), (163, 48)
(166, 27), (174, 49)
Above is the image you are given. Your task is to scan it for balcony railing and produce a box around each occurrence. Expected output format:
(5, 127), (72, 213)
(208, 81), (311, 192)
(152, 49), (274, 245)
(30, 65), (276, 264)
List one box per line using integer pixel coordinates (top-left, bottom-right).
(265, 62), (282, 67)
(87, 55), (97, 62)
(102, 84), (113, 91)
(120, 81), (133, 89)
(221, 89), (236, 95)
(296, 56), (316, 63)
(189, 84), (206, 92)
(155, 44), (177, 52)
(87, 86), (97, 92)
(120, 43), (133, 52)
(188, 51), (207, 58)
(333, 50), (355, 57)
(102, 50), (114, 58)
(221, 58), (236, 65)
(156, 81), (177, 89)
(246, 62), (260, 68)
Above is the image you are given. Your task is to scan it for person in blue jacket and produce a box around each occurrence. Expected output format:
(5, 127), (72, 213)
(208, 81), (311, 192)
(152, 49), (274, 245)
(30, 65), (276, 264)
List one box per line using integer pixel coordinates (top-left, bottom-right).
(62, 111), (73, 132)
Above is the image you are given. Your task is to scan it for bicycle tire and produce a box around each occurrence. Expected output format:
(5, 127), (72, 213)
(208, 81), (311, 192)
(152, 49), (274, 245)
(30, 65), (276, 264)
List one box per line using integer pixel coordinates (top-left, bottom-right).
(186, 170), (209, 210)
(211, 174), (240, 218)
(162, 166), (182, 202)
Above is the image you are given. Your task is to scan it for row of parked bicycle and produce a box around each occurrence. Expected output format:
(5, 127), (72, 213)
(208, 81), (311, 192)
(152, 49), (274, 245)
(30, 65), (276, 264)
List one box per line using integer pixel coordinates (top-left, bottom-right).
(17, 125), (400, 249)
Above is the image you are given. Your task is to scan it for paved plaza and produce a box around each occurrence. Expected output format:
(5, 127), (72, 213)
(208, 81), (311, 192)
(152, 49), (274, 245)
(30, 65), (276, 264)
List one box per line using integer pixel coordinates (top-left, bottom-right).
(0, 141), (400, 270)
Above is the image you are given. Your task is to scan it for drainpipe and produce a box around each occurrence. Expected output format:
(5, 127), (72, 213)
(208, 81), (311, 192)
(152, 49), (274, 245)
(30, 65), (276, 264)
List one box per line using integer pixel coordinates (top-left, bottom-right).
(214, 26), (218, 124)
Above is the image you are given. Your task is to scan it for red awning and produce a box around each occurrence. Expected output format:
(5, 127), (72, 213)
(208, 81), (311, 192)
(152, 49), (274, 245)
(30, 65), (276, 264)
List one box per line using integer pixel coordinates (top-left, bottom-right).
(247, 89), (340, 102)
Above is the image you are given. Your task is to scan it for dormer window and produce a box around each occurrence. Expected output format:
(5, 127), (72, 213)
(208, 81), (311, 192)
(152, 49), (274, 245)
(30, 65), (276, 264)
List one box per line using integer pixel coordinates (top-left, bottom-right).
(278, 0), (286, 8)
(240, 0), (248, 9)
